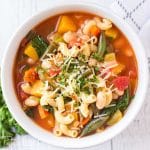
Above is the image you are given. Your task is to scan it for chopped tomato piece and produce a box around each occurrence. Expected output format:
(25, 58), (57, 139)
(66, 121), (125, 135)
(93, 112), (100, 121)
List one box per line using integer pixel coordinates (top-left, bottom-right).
(49, 68), (61, 76)
(24, 68), (38, 83)
(113, 76), (129, 91)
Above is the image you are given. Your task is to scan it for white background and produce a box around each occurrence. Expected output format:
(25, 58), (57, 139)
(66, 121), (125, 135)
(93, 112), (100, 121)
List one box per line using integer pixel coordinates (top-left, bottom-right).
(1, 0), (150, 150)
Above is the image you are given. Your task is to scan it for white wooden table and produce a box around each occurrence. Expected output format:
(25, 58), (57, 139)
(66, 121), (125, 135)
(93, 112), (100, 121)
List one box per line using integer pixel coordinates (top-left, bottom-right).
(1, 0), (150, 150)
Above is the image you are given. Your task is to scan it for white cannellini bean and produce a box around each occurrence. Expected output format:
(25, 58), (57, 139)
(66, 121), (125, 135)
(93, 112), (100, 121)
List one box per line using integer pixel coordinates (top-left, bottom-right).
(96, 91), (107, 109)
(88, 58), (97, 67)
(21, 83), (32, 94)
(25, 96), (39, 107)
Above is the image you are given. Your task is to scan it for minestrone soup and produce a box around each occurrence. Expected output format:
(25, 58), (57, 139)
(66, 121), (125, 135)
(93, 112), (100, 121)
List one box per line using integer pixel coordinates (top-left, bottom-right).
(14, 12), (138, 137)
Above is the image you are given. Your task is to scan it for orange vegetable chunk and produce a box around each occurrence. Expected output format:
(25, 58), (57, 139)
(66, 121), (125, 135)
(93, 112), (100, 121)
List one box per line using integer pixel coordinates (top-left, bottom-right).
(57, 16), (77, 33)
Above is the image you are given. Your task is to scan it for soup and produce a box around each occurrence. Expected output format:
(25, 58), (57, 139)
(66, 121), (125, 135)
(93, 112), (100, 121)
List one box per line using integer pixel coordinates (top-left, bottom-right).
(14, 12), (138, 137)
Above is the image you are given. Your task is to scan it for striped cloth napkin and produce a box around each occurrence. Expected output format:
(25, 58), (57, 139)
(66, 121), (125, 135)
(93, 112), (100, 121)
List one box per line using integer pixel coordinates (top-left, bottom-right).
(110, 0), (150, 62)
(111, 0), (150, 33)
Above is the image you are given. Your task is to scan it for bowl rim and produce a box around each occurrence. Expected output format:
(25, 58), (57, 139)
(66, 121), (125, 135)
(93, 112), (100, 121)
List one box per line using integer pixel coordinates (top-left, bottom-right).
(1, 2), (149, 148)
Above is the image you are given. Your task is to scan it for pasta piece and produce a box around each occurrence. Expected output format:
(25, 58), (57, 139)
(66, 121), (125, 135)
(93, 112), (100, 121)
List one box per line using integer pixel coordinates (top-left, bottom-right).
(81, 43), (91, 57)
(70, 45), (80, 57)
(58, 42), (70, 57)
(94, 17), (112, 30)
(96, 91), (107, 109)
(40, 91), (56, 107)
(105, 88), (113, 105)
(58, 42), (79, 57)
(53, 122), (62, 137)
(54, 110), (74, 124)
(80, 102), (89, 118)
(83, 20), (96, 35)
(88, 58), (97, 67)
(55, 96), (65, 112)
(60, 124), (78, 138)
(80, 93), (97, 104)
(87, 36), (98, 44)
(90, 44), (97, 52)
(96, 88), (113, 109)
(94, 77), (106, 88)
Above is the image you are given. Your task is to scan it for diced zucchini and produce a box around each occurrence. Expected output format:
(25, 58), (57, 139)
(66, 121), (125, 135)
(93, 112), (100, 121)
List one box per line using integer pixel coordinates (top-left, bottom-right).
(24, 43), (39, 61)
(107, 109), (122, 126)
(31, 35), (48, 57)
(104, 53), (116, 62)
(105, 27), (118, 40)
(31, 80), (45, 97)
(57, 16), (77, 34)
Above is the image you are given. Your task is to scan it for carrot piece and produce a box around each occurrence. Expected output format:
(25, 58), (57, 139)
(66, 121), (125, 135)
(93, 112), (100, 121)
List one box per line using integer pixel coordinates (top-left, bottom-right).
(47, 113), (55, 128)
(23, 68), (38, 83)
(38, 105), (49, 119)
(90, 25), (101, 36)
(81, 116), (91, 126)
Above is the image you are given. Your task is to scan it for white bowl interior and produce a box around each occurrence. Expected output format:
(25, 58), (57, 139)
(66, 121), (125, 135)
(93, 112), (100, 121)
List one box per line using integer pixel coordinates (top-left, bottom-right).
(1, 3), (149, 148)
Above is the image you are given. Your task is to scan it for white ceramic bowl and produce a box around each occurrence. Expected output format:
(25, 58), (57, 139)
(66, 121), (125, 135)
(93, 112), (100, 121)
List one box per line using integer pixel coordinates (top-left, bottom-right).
(1, 2), (149, 148)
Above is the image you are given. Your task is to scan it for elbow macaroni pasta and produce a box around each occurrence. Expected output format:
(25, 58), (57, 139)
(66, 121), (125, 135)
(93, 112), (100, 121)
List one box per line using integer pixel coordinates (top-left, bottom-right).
(54, 110), (74, 124)
(40, 91), (56, 107)
(80, 102), (89, 118)
(80, 93), (97, 104)
(53, 122), (62, 137)
(55, 96), (65, 112)
(59, 124), (78, 138)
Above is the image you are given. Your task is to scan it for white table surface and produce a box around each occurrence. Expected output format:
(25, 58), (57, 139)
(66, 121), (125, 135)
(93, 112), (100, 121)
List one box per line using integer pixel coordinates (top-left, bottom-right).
(1, 0), (150, 150)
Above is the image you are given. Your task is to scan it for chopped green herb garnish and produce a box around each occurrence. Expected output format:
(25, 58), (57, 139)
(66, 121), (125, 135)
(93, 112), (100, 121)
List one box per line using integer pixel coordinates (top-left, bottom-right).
(0, 86), (26, 147)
